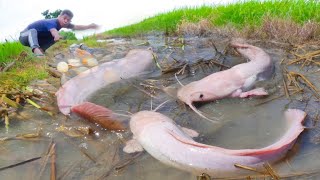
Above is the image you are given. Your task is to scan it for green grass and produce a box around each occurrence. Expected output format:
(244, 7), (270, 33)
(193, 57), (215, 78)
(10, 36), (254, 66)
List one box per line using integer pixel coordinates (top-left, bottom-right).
(105, 0), (320, 37)
(81, 35), (105, 47)
(0, 41), (26, 66)
(60, 30), (77, 40)
(0, 41), (48, 90)
(0, 58), (48, 90)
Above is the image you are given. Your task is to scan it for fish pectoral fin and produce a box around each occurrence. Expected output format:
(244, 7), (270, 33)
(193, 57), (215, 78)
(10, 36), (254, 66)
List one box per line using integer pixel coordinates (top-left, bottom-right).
(123, 139), (144, 153)
(239, 87), (268, 98)
(180, 126), (199, 138)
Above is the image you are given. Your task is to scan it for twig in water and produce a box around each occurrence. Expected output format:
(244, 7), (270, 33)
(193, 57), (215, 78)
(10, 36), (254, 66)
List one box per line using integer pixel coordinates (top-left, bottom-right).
(131, 83), (159, 99)
(98, 152), (144, 180)
(39, 140), (54, 179)
(57, 160), (81, 180)
(196, 173), (211, 180)
(66, 138), (97, 163)
(50, 143), (56, 180)
(0, 157), (41, 172)
(281, 68), (290, 99)
(234, 163), (266, 174)
(263, 162), (280, 180)
(114, 152), (144, 171)
(289, 72), (320, 99)
(209, 59), (230, 69)
(214, 169), (320, 180)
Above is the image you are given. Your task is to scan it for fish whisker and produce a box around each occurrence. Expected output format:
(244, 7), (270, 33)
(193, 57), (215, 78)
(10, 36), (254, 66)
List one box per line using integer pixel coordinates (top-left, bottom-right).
(153, 100), (171, 112)
(175, 73), (184, 87)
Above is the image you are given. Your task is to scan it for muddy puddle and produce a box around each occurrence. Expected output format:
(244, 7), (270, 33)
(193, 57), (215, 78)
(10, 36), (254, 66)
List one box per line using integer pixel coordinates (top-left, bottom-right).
(1, 35), (320, 179)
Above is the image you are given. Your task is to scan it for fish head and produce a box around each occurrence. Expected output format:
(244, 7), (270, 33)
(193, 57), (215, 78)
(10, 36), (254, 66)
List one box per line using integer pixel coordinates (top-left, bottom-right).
(177, 84), (220, 123)
(177, 83), (216, 105)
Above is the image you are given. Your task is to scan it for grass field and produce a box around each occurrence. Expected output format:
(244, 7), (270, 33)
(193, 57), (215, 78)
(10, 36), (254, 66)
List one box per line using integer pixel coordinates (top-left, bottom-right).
(105, 0), (320, 37)
(0, 42), (48, 90)
(0, 41), (26, 66)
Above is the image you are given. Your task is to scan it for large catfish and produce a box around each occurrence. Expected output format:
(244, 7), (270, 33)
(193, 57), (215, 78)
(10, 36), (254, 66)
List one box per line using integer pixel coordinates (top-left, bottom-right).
(124, 109), (306, 177)
(177, 42), (274, 121)
(56, 49), (154, 115)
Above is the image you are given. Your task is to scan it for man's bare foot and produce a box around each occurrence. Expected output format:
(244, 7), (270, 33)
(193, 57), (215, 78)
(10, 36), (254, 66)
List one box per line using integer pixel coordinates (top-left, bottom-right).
(33, 48), (45, 58)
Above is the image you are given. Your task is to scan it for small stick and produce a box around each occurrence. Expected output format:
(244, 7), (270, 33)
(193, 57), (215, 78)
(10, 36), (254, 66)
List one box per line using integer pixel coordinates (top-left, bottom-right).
(57, 160), (81, 180)
(281, 67), (290, 99)
(196, 173), (211, 180)
(214, 169), (320, 180)
(209, 59), (230, 69)
(50, 143), (56, 180)
(66, 138), (96, 163)
(290, 72), (320, 99)
(263, 163), (280, 180)
(234, 163), (266, 174)
(0, 157), (41, 172)
(114, 152), (144, 171)
(39, 140), (54, 179)
(1, 61), (16, 72)
(98, 152), (144, 180)
(283, 78), (290, 99)
(130, 83), (159, 99)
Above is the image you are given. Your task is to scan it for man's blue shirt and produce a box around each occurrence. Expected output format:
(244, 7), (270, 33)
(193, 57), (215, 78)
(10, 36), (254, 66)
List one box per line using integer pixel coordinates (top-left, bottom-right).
(27, 18), (62, 32)
(24, 18), (73, 39)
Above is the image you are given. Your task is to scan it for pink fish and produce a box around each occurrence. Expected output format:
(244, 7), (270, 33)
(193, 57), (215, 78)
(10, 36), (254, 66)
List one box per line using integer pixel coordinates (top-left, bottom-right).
(56, 49), (154, 115)
(177, 42), (274, 121)
(124, 109), (306, 177)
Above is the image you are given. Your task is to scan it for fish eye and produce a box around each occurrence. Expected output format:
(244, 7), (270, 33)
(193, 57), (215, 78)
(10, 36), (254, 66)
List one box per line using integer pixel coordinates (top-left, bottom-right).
(199, 94), (203, 98)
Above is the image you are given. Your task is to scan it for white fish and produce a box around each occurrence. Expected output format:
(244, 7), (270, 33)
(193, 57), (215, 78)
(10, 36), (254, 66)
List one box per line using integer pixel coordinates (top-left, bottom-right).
(56, 49), (154, 115)
(177, 42), (274, 121)
(124, 109), (306, 177)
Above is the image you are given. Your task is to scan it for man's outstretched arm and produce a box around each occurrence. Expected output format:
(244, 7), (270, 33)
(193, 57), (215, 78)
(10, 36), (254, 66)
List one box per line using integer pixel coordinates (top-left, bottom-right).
(73, 23), (99, 30)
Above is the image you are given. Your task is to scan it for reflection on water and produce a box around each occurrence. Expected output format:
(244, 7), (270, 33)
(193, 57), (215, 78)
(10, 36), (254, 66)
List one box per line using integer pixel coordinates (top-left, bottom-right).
(1, 38), (320, 179)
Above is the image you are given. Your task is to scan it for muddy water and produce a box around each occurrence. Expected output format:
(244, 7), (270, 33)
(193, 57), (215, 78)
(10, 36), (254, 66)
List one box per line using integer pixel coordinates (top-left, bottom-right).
(1, 36), (320, 179)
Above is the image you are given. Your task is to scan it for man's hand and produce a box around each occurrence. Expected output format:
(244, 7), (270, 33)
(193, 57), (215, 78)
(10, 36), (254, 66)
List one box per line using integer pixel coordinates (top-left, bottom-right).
(53, 34), (63, 41)
(88, 23), (99, 29)
(50, 28), (62, 41)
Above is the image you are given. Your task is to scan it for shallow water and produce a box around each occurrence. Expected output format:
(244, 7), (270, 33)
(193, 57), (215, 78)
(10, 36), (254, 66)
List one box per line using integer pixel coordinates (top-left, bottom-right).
(1, 36), (320, 179)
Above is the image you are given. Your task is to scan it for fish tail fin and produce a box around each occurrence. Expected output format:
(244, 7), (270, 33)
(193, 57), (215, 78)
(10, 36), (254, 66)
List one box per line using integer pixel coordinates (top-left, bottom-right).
(285, 109), (307, 125)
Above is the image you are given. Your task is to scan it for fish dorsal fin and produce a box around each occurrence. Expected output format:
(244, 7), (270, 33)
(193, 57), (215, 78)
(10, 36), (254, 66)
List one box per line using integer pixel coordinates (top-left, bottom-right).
(123, 139), (144, 153)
